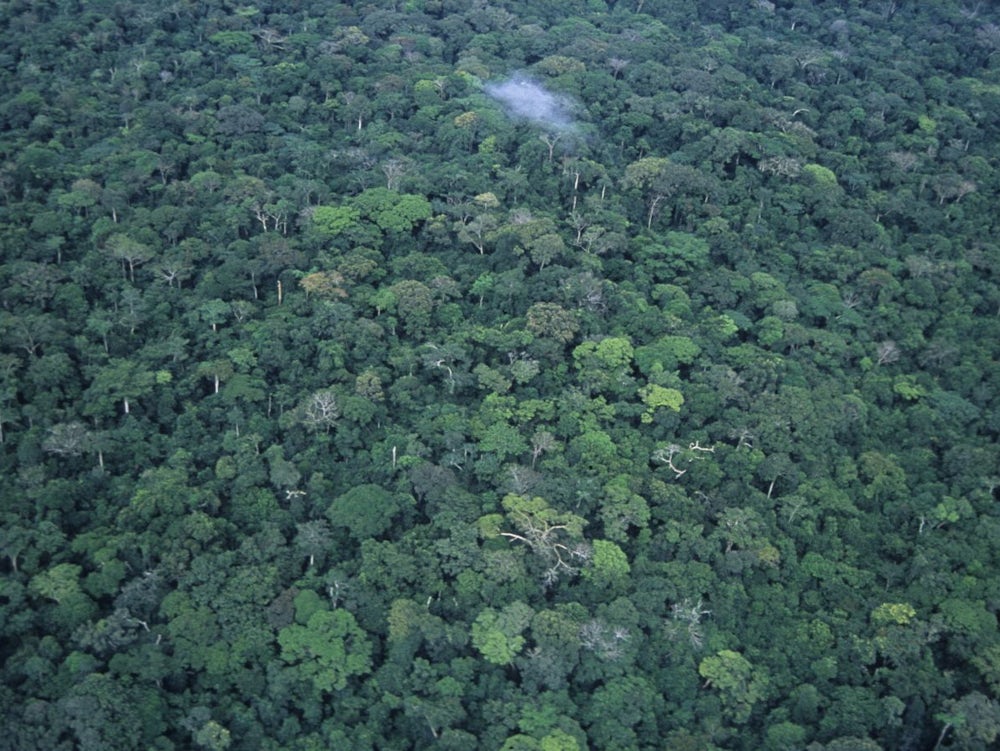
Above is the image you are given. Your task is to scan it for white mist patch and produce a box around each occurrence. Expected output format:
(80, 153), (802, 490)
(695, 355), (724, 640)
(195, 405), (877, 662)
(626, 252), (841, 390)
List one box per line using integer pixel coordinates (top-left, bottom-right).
(484, 76), (577, 132)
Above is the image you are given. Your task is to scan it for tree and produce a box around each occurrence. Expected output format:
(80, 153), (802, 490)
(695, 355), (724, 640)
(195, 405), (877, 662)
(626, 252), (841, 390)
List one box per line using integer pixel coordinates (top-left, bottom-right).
(471, 601), (534, 666)
(859, 451), (907, 506)
(526, 303), (579, 344)
(389, 279), (435, 336)
(196, 359), (234, 396)
(638, 384), (684, 423)
(573, 337), (634, 396)
(386, 598), (451, 657)
(582, 539), (630, 592)
(5, 2), (1000, 748)
(598, 475), (650, 542)
(294, 520), (332, 569)
(298, 388), (340, 433)
(457, 213), (499, 254)
(400, 670), (469, 742)
(585, 675), (662, 749)
(83, 359), (159, 416)
(352, 188), (432, 234)
(470, 272), (496, 306)
(56, 672), (151, 751)
(475, 422), (528, 464)
(530, 430), (558, 469)
(327, 484), (413, 541)
(311, 204), (364, 238)
(698, 650), (769, 724)
(299, 270), (348, 300)
(623, 157), (709, 228)
(277, 595), (373, 693)
(634, 335), (701, 376)
(30, 562), (83, 604)
(381, 158), (411, 191)
(42, 421), (91, 457)
(193, 719), (232, 751)
(934, 693), (1000, 750)
(487, 494), (590, 588)
(103, 234), (154, 282)
(526, 232), (566, 270)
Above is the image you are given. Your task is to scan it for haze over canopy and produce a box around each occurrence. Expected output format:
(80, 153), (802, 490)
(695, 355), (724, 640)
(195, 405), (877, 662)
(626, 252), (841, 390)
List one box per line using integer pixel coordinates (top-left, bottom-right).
(484, 75), (578, 131)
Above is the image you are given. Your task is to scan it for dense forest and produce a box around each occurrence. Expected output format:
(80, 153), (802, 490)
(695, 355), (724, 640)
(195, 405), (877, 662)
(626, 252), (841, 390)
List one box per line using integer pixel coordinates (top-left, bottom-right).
(2, 0), (1000, 748)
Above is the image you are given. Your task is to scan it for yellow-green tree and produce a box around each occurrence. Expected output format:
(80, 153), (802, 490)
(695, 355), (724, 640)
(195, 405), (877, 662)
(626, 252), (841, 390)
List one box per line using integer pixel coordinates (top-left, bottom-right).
(699, 649), (769, 724)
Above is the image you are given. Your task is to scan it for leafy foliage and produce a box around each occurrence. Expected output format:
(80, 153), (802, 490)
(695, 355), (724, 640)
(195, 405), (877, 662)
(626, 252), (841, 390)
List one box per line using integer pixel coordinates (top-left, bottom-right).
(2, 0), (1000, 749)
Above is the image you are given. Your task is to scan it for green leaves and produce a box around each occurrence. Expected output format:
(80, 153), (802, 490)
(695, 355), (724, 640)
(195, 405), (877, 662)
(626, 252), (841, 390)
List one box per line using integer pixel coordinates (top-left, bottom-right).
(871, 602), (916, 628)
(492, 494), (589, 587)
(638, 384), (684, 423)
(311, 205), (362, 237)
(208, 31), (255, 54)
(4, 1), (1000, 748)
(572, 337), (634, 393)
(858, 451), (908, 505)
(582, 540), (630, 590)
(801, 163), (838, 189)
(892, 375), (926, 401)
(83, 358), (157, 417)
(103, 233), (153, 282)
(327, 484), (413, 541)
(634, 335), (701, 376)
(278, 603), (373, 693)
(471, 602), (534, 665)
(475, 422), (528, 461)
(29, 562), (82, 604)
(698, 650), (768, 724)
(599, 475), (650, 542)
(353, 188), (432, 234)
(310, 190), (431, 248)
(526, 302), (579, 344)
(934, 693), (1000, 749)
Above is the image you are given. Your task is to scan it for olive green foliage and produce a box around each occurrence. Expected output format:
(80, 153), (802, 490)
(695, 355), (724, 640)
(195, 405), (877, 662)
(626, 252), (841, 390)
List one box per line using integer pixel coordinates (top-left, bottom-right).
(2, 1), (1000, 749)
(471, 601), (534, 665)
(278, 602), (372, 693)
